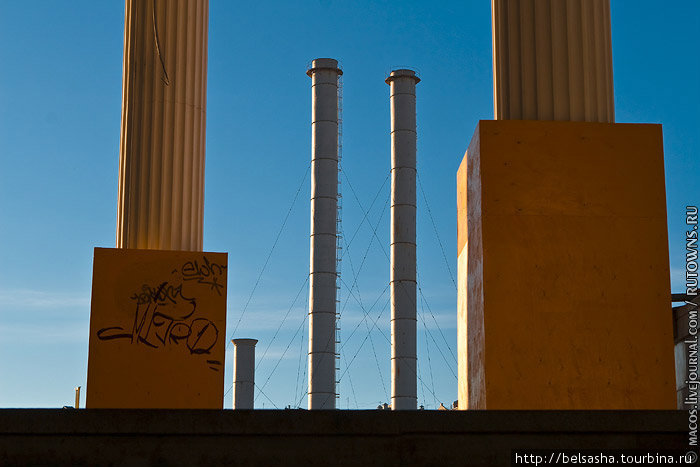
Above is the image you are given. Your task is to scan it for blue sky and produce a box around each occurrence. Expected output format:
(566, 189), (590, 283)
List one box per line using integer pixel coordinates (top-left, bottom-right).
(0, 0), (697, 409)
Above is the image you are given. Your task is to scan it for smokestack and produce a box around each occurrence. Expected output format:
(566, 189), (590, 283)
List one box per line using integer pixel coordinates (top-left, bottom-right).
(306, 58), (342, 410)
(386, 69), (420, 410)
(116, 0), (208, 251)
(232, 338), (258, 410)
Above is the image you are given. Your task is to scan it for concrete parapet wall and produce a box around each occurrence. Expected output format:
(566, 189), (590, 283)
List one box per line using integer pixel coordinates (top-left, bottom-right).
(0, 409), (688, 466)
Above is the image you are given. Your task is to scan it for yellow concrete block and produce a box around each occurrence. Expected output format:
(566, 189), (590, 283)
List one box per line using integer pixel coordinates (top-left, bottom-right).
(86, 248), (227, 408)
(457, 120), (675, 409)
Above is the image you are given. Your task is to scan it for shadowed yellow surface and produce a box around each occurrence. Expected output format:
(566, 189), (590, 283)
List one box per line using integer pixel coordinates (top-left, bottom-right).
(87, 248), (227, 409)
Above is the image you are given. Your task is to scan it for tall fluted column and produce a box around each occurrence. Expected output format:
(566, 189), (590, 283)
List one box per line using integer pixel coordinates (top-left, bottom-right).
(117, 0), (208, 251)
(386, 69), (419, 410)
(492, 0), (614, 122)
(307, 58), (342, 410)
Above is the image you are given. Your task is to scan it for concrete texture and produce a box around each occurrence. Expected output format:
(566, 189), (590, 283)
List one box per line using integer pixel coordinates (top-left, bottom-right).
(307, 58), (342, 410)
(457, 120), (676, 409)
(492, 0), (614, 122)
(386, 69), (420, 410)
(232, 339), (257, 410)
(0, 409), (687, 466)
(117, 0), (209, 251)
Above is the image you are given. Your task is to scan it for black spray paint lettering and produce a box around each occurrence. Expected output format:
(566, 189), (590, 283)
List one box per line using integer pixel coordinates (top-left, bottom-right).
(177, 256), (227, 296)
(96, 280), (219, 370)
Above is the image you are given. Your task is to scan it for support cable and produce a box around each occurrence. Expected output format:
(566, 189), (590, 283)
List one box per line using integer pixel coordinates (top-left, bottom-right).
(420, 293), (438, 407)
(417, 173), (457, 290)
(341, 230), (389, 401)
(341, 172), (389, 257)
(255, 382), (279, 409)
(256, 275), (309, 371)
(336, 296), (445, 407)
(344, 352), (359, 409)
(338, 197), (390, 319)
(343, 171), (390, 260)
(417, 355), (426, 408)
(338, 281), (390, 350)
(294, 279), (309, 406)
(337, 298), (389, 384)
(347, 170), (456, 370)
(418, 281), (458, 364)
(295, 280), (389, 408)
(343, 170), (458, 404)
(416, 286), (458, 380)
(256, 311), (308, 401)
(228, 163), (311, 345)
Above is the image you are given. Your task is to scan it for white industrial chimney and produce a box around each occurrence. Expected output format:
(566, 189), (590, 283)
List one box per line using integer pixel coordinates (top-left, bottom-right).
(386, 69), (420, 410)
(232, 338), (258, 410)
(306, 58), (342, 410)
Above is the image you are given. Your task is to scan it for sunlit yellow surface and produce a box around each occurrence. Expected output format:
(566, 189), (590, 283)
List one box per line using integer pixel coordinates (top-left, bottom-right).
(457, 120), (675, 409)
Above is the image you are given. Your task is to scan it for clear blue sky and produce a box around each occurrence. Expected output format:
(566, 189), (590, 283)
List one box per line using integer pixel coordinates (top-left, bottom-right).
(0, 1), (697, 409)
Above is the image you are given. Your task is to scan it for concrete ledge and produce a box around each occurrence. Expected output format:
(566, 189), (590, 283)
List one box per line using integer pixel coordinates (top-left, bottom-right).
(0, 410), (689, 466)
